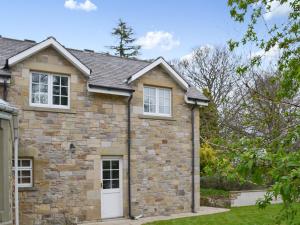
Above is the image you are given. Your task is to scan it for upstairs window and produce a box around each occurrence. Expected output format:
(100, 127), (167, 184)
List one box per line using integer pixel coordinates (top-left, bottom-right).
(30, 72), (69, 108)
(143, 86), (171, 116)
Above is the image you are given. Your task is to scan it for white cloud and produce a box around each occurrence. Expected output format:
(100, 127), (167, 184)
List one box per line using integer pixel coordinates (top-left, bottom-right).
(64, 0), (97, 12)
(264, 0), (292, 20)
(251, 45), (281, 60)
(137, 31), (180, 51)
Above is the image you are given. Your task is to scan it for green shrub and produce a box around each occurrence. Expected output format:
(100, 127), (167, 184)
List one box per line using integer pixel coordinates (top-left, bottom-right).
(201, 176), (265, 191)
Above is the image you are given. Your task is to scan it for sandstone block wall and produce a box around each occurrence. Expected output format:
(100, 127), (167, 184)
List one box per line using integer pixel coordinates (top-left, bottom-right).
(5, 47), (200, 224)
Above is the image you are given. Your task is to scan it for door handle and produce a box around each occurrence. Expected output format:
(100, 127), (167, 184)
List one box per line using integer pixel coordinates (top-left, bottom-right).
(100, 182), (103, 188)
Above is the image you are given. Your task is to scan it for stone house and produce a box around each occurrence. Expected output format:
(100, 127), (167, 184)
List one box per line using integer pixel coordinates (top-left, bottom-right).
(0, 36), (209, 225)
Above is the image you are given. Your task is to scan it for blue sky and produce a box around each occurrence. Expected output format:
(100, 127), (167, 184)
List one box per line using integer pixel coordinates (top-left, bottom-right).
(0, 0), (291, 60)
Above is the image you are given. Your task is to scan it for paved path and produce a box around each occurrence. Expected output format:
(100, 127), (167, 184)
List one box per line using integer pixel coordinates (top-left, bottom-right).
(80, 207), (230, 225)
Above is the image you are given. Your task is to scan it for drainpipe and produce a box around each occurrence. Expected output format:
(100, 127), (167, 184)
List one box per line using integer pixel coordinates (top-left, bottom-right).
(127, 94), (133, 219)
(13, 113), (19, 225)
(191, 103), (197, 213)
(3, 80), (8, 101)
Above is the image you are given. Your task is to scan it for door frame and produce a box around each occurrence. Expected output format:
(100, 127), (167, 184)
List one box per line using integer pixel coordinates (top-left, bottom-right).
(100, 156), (124, 219)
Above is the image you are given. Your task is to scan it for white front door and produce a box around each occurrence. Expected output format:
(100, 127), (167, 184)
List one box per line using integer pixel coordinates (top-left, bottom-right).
(101, 158), (123, 219)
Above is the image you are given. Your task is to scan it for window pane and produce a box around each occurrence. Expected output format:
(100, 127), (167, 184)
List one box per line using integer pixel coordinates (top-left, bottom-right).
(40, 85), (48, 93)
(22, 177), (31, 184)
(103, 161), (110, 169)
(32, 94), (39, 103)
(165, 90), (171, 99)
(32, 73), (39, 83)
(112, 180), (119, 188)
(111, 161), (119, 169)
(112, 170), (119, 179)
(103, 180), (111, 189)
(159, 106), (164, 114)
(40, 74), (48, 84)
(103, 170), (110, 179)
(61, 77), (68, 86)
(40, 94), (48, 104)
(144, 104), (149, 112)
(144, 87), (149, 96)
(53, 86), (60, 95)
(61, 87), (68, 96)
(150, 105), (155, 113)
(21, 160), (31, 167)
(53, 96), (60, 105)
(53, 76), (60, 85)
(165, 106), (170, 114)
(21, 170), (31, 176)
(159, 89), (164, 99)
(61, 97), (68, 106)
(32, 84), (39, 93)
(150, 88), (156, 96)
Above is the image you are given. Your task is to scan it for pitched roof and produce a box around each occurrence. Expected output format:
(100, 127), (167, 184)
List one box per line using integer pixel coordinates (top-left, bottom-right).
(0, 36), (208, 102)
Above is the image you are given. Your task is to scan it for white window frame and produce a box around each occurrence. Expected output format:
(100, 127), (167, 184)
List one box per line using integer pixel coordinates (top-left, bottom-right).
(13, 159), (33, 188)
(29, 72), (70, 109)
(143, 86), (172, 117)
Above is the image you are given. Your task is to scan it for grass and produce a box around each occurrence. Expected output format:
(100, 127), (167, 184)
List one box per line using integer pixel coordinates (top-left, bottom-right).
(143, 204), (300, 225)
(200, 188), (230, 198)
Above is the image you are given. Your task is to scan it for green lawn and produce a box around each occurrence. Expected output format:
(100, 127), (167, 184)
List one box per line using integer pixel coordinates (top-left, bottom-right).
(143, 204), (300, 225)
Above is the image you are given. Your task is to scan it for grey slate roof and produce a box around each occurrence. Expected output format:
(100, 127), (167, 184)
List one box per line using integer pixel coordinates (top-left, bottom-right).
(0, 36), (208, 102)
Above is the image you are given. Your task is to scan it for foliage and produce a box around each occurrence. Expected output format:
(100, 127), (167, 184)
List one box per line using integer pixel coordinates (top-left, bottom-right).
(200, 188), (230, 198)
(226, 0), (300, 223)
(143, 204), (300, 225)
(228, 0), (299, 88)
(200, 141), (217, 174)
(109, 19), (141, 58)
(201, 176), (264, 191)
(199, 90), (220, 140)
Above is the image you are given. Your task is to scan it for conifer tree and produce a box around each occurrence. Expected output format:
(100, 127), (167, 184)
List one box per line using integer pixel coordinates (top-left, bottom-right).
(109, 19), (141, 58)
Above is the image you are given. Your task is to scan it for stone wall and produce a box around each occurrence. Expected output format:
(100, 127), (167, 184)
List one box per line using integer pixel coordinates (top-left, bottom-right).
(5, 47), (199, 224)
(130, 67), (200, 216)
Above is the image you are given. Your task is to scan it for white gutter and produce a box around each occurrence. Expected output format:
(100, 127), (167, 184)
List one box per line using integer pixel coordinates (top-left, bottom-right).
(87, 84), (131, 97)
(184, 95), (209, 106)
(13, 115), (19, 225)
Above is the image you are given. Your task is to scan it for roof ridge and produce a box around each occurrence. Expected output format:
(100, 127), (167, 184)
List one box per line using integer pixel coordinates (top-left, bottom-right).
(0, 35), (37, 44)
(68, 47), (151, 64)
(0, 35), (151, 64)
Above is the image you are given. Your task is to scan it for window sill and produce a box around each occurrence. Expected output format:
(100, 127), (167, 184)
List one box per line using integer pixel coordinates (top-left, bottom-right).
(18, 187), (38, 192)
(23, 106), (76, 114)
(139, 114), (176, 121)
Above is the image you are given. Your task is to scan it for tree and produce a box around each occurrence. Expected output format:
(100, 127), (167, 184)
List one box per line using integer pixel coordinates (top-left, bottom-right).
(109, 19), (141, 58)
(227, 0), (300, 223)
(173, 46), (239, 140)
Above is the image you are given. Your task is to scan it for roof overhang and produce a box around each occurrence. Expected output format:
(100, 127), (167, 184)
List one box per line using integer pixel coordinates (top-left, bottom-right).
(87, 84), (133, 97)
(7, 37), (91, 77)
(127, 57), (189, 90)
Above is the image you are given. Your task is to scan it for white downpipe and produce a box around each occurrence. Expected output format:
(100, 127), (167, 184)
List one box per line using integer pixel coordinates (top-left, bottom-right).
(14, 118), (19, 225)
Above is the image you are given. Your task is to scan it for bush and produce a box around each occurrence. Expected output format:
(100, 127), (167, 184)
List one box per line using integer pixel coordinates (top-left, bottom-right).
(201, 188), (230, 198)
(200, 141), (217, 175)
(201, 176), (265, 191)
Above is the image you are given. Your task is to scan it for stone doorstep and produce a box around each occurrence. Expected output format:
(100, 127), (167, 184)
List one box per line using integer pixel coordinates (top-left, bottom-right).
(79, 207), (230, 225)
